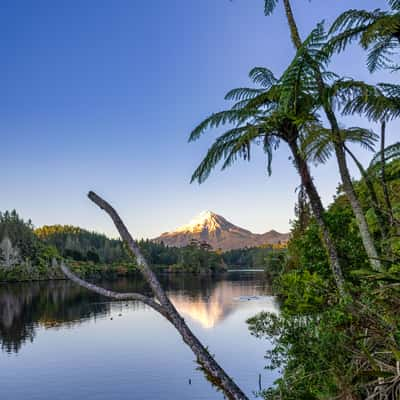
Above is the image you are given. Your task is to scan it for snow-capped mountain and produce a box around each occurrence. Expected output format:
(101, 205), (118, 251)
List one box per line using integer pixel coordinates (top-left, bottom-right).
(154, 211), (289, 251)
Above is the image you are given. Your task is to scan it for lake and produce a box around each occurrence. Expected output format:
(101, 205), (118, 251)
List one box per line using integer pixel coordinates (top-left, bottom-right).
(0, 271), (279, 400)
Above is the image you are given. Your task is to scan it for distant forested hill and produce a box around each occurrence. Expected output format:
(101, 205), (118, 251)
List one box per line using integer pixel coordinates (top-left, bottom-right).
(35, 225), (129, 264)
(0, 216), (228, 281)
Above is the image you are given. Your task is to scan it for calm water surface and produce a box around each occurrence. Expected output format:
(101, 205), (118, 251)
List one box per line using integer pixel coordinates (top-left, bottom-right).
(0, 271), (279, 399)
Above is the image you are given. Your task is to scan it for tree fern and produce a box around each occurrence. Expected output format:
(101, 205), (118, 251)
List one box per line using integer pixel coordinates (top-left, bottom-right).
(249, 67), (277, 88)
(329, 5), (400, 72)
(263, 0), (279, 16)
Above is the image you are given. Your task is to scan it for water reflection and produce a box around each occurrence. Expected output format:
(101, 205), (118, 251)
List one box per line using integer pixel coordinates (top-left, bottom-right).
(0, 272), (278, 354)
(170, 280), (276, 329)
(0, 281), (106, 353)
(0, 272), (279, 400)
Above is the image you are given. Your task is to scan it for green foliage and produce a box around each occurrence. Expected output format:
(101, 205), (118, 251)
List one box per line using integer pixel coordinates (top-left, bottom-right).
(222, 246), (287, 278)
(247, 159), (400, 399)
(167, 239), (226, 274)
(0, 213), (227, 281)
(0, 210), (38, 260)
(278, 270), (327, 314)
(35, 225), (129, 264)
(263, 0), (279, 17)
(329, 3), (400, 72)
(249, 279), (400, 400)
(0, 211), (62, 281)
(223, 246), (273, 268)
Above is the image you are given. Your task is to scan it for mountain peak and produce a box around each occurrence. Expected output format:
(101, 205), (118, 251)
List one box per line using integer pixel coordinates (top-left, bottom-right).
(195, 210), (216, 220)
(175, 210), (224, 233)
(154, 211), (290, 251)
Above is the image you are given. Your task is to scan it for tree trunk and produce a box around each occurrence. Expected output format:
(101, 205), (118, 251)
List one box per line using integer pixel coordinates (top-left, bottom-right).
(333, 139), (382, 271)
(380, 121), (394, 227)
(279, 0), (382, 272)
(288, 140), (346, 295)
(345, 145), (389, 242)
(279, 1), (347, 294)
(282, 0), (302, 49)
(61, 191), (249, 400)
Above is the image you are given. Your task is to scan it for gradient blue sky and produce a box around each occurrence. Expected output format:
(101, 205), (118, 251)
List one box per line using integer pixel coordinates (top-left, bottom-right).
(2, 0), (398, 238)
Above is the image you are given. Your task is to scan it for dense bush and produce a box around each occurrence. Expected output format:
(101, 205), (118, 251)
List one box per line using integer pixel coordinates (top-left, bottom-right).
(247, 160), (400, 399)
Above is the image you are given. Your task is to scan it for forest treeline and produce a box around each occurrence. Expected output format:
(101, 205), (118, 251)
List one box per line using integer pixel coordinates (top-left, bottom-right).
(0, 214), (237, 281)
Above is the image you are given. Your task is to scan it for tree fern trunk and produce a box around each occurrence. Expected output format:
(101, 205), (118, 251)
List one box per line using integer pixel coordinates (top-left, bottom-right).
(280, 1), (346, 293)
(313, 66), (382, 272)
(333, 141), (382, 271)
(380, 121), (394, 227)
(288, 140), (346, 295)
(282, 0), (302, 48)
(345, 145), (389, 242)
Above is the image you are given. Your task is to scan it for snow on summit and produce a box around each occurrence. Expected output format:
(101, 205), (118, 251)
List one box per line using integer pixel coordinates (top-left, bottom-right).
(175, 211), (225, 233)
(154, 211), (289, 251)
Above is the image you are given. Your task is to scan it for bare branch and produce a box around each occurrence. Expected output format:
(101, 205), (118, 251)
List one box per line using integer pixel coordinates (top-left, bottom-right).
(87, 191), (172, 308)
(60, 262), (169, 320)
(58, 191), (249, 400)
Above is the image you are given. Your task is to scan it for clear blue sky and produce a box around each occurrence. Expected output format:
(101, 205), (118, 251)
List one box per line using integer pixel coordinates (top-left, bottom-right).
(2, 0), (398, 238)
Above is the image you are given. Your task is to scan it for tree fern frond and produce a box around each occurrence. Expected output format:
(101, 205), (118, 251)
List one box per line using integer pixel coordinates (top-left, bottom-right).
(388, 0), (400, 11)
(342, 88), (400, 121)
(326, 26), (368, 55)
(190, 139), (234, 184)
(302, 124), (334, 164)
(264, 0), (279, 16)
(366, 36), (399, 72)
(303, 125), (377, 165)
(249, 67), (277, 88)
(231, 99), (252, 111)
(190, 127), (251, 183)
(263, 135), (280, 175)
(191, 124), (273, 183)
(328, 6), (400, 72)
(369, 142), (400, 169)
(189, 110), (248, 142)
(224, 87), (264, 101)
(378, 82), (400, 97)
(221, 125), (259, 170)
(329, 9), (383, 35)
(342, 127), (378, 152)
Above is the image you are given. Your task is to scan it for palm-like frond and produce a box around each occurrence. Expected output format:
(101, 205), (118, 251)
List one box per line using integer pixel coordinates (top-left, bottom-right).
(279, 23), (330, 113)
(249, 67), (278, 88)
(329, 6), (400, 72)
(329, 9), (384, 38)
(379, 82), (400, 97)
(369, 142), (400, 170)
(190, 123), (277, 184)
(263, 0), (279, 16)
(341, 82), (400, 121)
(344, 128), (379, 152)
(189, 109), (249, 142)
(366, 34), (399, 72)
(190, 126), (251, 184)
(189, 64), (304, 184)
(388, 0), (400, 11)
(224, 87), (264, 102)
(263, 135), (280, 175)
(330, 78), (376, 100)
(302, 124), (333, 164)
(304, 126), (378, 165)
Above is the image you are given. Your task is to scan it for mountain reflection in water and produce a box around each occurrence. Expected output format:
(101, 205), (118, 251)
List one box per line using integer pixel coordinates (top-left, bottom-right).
(0, 272), (278, 353)
(0, 271), (280, 400)
(170, 281), (278, 329)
